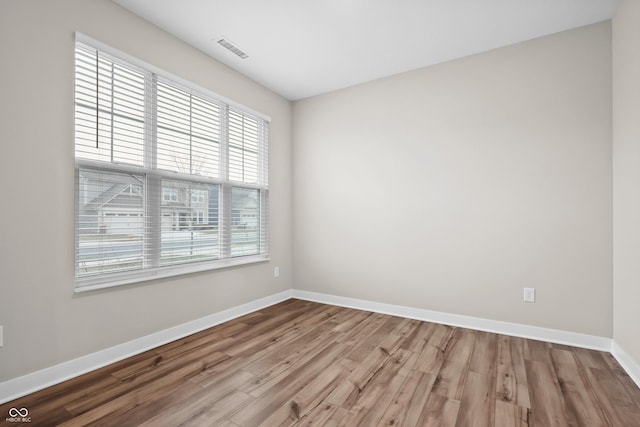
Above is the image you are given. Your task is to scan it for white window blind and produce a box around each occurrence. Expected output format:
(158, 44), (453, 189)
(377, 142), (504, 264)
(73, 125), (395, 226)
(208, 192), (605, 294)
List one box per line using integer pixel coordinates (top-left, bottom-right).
(74, 34), (269, 291)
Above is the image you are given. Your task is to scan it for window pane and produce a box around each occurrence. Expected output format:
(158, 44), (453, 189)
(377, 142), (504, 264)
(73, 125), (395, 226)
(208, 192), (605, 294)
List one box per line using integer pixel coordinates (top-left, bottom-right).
(161, 180), (220, 265)
(231, 187), (260, 256)
(156, 80), (221, 177)
(157, 126), (191, 173)
(74, 45), (145, 166)
(76, 169), (144, 277)
(228, 109), (259, 184)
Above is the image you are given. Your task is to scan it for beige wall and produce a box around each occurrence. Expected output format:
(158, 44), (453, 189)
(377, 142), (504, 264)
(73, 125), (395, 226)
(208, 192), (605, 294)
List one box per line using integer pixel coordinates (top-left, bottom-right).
(293, 22), (613, 337)
(0, 0), (292, 382)
(613, 1), (640, 367)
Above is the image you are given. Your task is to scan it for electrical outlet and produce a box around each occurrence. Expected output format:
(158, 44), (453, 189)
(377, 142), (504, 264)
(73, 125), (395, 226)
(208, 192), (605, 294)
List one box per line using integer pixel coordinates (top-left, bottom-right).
(274, 266), (280, 278)
(523, 288), (535, 303)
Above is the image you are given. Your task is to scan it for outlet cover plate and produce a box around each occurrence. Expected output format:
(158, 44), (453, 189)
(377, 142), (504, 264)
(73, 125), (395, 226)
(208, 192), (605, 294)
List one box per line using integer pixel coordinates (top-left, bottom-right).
(524, 288), (536, 303)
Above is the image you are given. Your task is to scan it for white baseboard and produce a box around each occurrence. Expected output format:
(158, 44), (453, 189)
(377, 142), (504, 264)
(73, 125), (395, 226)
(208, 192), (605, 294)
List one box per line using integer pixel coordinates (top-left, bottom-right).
(2, 288), (637, 405)
(291, 289), (613, 351)
(0, 290), (293, 405)
(292, 290), (640, 389)
(611, 341), (640, 389)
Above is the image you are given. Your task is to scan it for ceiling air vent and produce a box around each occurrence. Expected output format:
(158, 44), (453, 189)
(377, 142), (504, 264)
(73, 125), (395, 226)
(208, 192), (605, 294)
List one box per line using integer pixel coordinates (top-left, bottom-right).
(216, 37), (249, 59)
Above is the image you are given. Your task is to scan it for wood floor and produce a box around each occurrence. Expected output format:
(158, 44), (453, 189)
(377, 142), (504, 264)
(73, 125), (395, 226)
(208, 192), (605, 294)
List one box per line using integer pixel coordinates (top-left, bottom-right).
(2, 299), (640, 426)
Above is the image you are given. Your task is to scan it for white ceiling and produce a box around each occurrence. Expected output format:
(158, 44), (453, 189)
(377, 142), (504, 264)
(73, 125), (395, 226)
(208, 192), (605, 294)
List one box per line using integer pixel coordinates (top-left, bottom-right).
(114, 0), (618, 101)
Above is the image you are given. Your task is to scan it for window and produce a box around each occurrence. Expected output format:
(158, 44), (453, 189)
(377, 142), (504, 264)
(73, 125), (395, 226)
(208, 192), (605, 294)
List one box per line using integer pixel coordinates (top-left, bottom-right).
(74, 34), (269, 291)
(191, 190), (206, 204)
(163, 188), (178, 202)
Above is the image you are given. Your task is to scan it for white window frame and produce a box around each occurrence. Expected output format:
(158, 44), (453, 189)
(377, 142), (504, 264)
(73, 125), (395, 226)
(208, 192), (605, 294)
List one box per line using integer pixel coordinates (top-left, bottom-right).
(74, 33), (270, 292)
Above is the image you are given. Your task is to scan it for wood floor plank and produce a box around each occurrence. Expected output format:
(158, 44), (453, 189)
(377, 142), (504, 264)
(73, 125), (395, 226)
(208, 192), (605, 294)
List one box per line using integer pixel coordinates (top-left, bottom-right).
(190, 311), (336, 389)
(600, 353), (640, 410)
(495, 335), (531, 409)
(496, 336), (519, 405)
(240, 325), (343, 397)
(325, 343), (398, 407)
(523, 339), (552, 363)
(572, 347), (610, 370)
(319, 405), (350, 427)
(154, 335), (237, 363)
(395, 318), (422, 339)
(525, 359), (570, 427)
(425, 323), (457, 353)
(294, 403), (344, 426)
(85, 381), (203, 427)
(337, 312), (388, 346)
(228, 341), (349, 426)
(0, 372), (121, 426)
(344, 315), (406, 363)
(241, 314), (335, 377)
(455, 371), (496, 427)
(550, 348), (609, 426)
(338, 349), (416, 426)
(431, 328), (476, 400)
(583, 366), (640, 426)
(0, 350), (157, 424)
(414, 343), (447, 375)
(58, 361), (209, 427)
(64, 346), (229, 416)
(3, 299), (640, 427)
(469, 331), (498, 376)
(415, 393), (461, 427)
(399, 321), (435, 354)
(495, 400), (530, 427)
(329, 309), (371, 334)
(221, 303), (328, 357)
(375, 368), (435, 427)
(413, 323), (456, 375)
(242, 329), (324, 378)
(130, 370), (254, 426)
(145, 389), (253, 427)
(256, 362), (348, 426)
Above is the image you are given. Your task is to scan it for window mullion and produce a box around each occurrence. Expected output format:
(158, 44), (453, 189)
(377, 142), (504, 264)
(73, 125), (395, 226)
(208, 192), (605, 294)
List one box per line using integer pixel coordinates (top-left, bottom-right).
(260, 189), (268, 255)
(144, 74), (158, 170)
(94, 51), (100, 149)
(144, 73), (160, 269)
(220, 105), (230, 187)
(189, 93), (193, 175)
(109, 62), (115, 163)
(260, 122), (268, 255)
(219, 105), (231, 259)
(220, 184), (232, 258)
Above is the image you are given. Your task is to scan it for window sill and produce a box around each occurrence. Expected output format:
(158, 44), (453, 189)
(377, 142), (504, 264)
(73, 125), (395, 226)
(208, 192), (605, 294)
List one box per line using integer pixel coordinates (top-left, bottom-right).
(74, 255), (270, 293)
